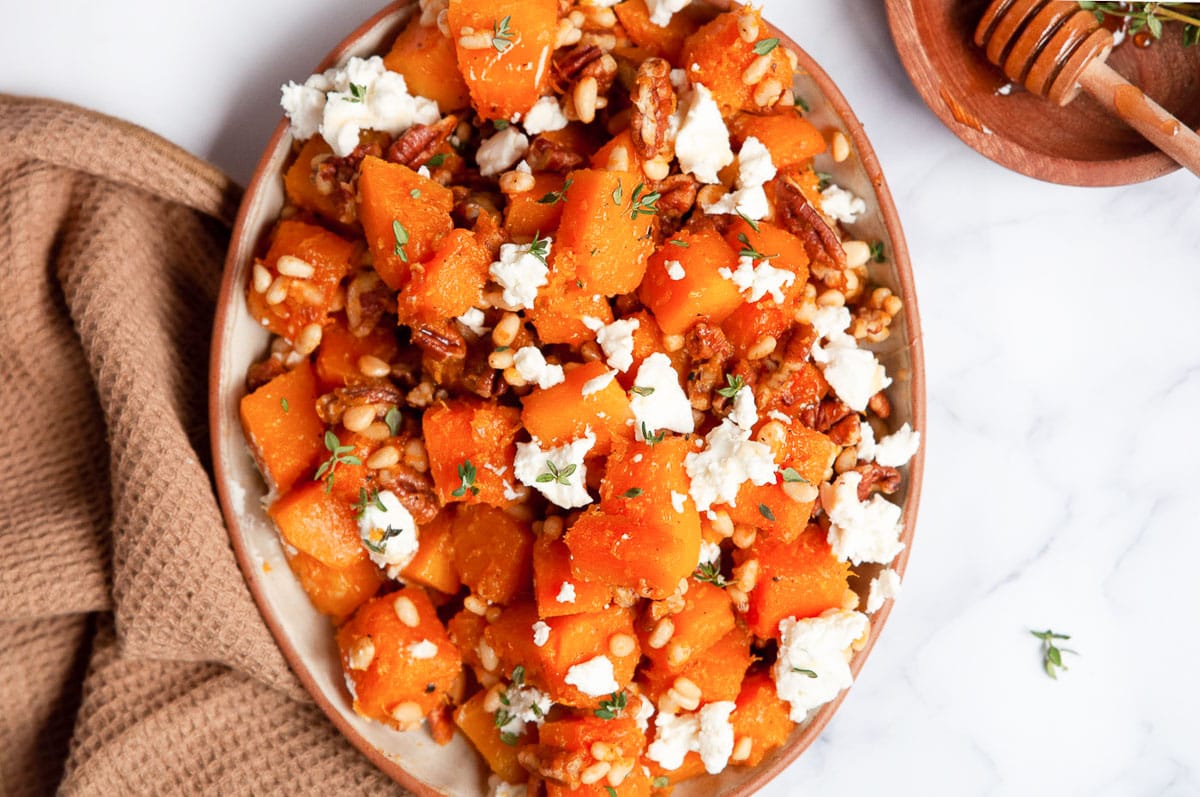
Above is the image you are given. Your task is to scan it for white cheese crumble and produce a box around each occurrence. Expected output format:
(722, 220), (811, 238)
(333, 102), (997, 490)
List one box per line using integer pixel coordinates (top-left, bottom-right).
(584, 317), (641, 373)
(564, 656), (619, 696)
(556, 582), (577, 604)
(495, 682), (553, 737)
(698, 540), (722, 567)
(280, 56), (440, 158)
(810, 306), (891, 413)
(820, 183), (867, 225)
(674, 84), (733, 184)
(700, 136), (777, 222)
(532, 620), (551, 647)
(489, 239), (551, 309)
(857, 418), (877, 462)
(719, 255), (796, 304)
(873, 423), (921, 468)
(646, 702), (738, 774)
(513, 347), (565, 389)
(666, 259), (686, 280)
(630, 353), (694, 440)
(821, 471), (905, 565)
(456, 307), (488, 336)
(581, 369), (617, 397)
(514, 433), (595, 509)
(670, 491), (688, 513)
(866, 568), (901, 613)
(646, 0), (694, 26)
(487, 776), (527, 797)
(684, 419), (776, 512)
(522, 96), (569, 135)
(635, 693), (657, 732)
(728, 385), (758, 430)
(773, 609), (869, 721)
(995, 82), (1014, 96)
(408, 640), (438, 660)
(357, 490), (419, 570)
(476, 125), (530, 177)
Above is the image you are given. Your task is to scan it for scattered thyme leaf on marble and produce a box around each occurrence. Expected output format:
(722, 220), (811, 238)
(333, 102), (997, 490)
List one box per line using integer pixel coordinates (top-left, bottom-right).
(1031, 628), (1076, 679)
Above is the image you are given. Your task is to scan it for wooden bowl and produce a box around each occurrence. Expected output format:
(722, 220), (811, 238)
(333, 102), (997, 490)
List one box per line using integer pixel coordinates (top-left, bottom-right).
(886, 0), (1200, 185)
(209, 2), (926, 794)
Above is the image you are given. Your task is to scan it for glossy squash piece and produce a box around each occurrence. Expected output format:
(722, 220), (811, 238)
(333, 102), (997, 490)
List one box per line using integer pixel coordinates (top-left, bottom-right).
(396, 227), (491, 325)
(528, 255), (616, 346)
(282, 547), (384, 622)
(239, 359), (326, 495)
(744, 525), (851, 640)
(357, 156), (455, 290)
(554, 169), (658, 296)
(729, 111), (827, 170)
(383, 15), (472, 112)
(728, 424), (837, 540)
(313, 318), (400, 389)
(283, 136), (355, 226)
(399, 509), (461, 595)
(730, 671), (796, 767)
(454, 690), (529, 783)
(533, 535), (610, 618)
(638, 581), (735, 671)
(680, 8), (794, 114)
(452, 504), (534, 605)
(520, 360), (634, 455)
(422, 398), (524, 507)
(268, 479), (363, 569)
(639, 226), (742, 336)
(504, 172), (568, 239)
(612, 0), (699, 63)
(639, 624), (753, 703)
(246, 220), (357, 339)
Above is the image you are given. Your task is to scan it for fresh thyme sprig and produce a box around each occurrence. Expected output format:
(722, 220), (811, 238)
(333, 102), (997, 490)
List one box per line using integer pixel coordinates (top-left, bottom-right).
(536, 460), (577, 485)
(1031, 628), (1077, 679)
(736, 232), (778, 262)
(641, 423), (666, 445)
(492, 15), (515, 53)
(314, 430), (361, 493)
(716, 373), (745, 399)
(392, 220), (409, 262)
(629, 182), (661, 219)
(593, 691), (627, 720)
(353, 487), (387, 518)
(452, 460), (479, 497)
(694, 561), (727, 587)
(1078, 2), (1200, 45)
(528, 232), (550, 266)
(536, 178), (572, 205)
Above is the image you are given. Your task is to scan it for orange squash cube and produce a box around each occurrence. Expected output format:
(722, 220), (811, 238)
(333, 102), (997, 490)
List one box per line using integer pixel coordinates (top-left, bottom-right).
(639, 226), (742, 336)
(383, 16), (471, 112)
(485, 602), (546, 683)
(639, 625), (752, 703)
(744, 525), (851, 640)
(400, 510), (461, 595)
(448, 608), (490, 673)
(283, 137), (356, 226)
(613, 0), (699, 62)
(729, 111), (827, 170)
(533, 536), (610, 618)
(455, 690), (529, 782)
(540, 711), (651, 796)
(504, 172), (568, 239)
(397, 228), (491, 325)
(681, 9), (794, 114)
(589, 129), (647, 176)
(239, 360), (326, 495)
(313, 319), (400, 389)
(555, 169), (657, 296)
(283, 547), (383, 622)
(423, 398), (524, 507)
(731, 671), (796, 767)
(639, 581), (735, 671)
(520, 360), (634, 455)
(452, 504), (534, 605)
(268, 479), (363, 569)
(357, 156), (454, 289)
(528, 257), (615, 346)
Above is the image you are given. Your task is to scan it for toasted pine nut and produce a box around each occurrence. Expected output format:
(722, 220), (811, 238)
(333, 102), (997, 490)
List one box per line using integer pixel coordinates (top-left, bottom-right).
(783, 480), (819, 504)
(742, 54), (772, 86)
(710, 510), (734, 538)
(488, 348), (515, 370)
(696, 184), (727, 207)
(543, 516), (565, 539)
(608, 633), (637, 658)
(732, 523), (757, 549)
(265, 276), (289, 305)
(580, 761), (611, 786)
(492, 312), (521, 347)
(884, 295), (903, 316)
(478, 640), (499, 672)
(482, 684), (505, 713)
(672, 676), (702, 703)
(607, 758), (635, 787)
(358, 354), (392, 378)
(502, 367), (527, 387)
(574, 76), (599, 124)
(727, 586), (749, 612)
(606, 145), (631, 172)
(734, 558), (760, 592)
(647, 617), (675, 649)
(393, 595), (420, 628)
(485, 606), (502, 623)
(588, 6), (617, 27)
(658, 691), (681, 714)
(500, 170), (536, 194)
(831, 131), (851, 162)
(666, 641), (691, 669)
(817, 289), (846, 307)
(276, 254), (315, 278)
(643, 157), (669, 181)
(590, 741), (612, 762)
(342, 404), (377, 433)
(347, 637), (376, 670)
(294, 323), (323, 356)
(835, 446), (858, 474)
(668, 685), (700, 712)
(662, 333), (685, 352)
(404, 438), (428, 472)
(753, 78), (783, 107)
(464, 594), (488, 615)
(252, 263), (272, 293)
(754, 420), (787, 456)
(555, 18), (582, 48)
(747, 334), (777, 360)
(731, 736), (753, 763)
(391, 701), (424, 728)
(360, 421), (392, 441)
(367, 445), (401, 469)
(843, 240), (871, 269)
(737, 12), (759, 42)
(457, 30), (492, 49)
(568, 9), (585, 26)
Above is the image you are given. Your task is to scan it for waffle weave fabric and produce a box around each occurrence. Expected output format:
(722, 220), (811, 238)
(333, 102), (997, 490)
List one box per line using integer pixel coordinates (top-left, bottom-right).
(0, 95), (406, 797)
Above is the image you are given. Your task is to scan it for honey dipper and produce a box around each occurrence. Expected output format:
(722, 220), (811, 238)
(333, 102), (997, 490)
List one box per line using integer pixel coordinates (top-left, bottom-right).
(974, 0), (1200, 177)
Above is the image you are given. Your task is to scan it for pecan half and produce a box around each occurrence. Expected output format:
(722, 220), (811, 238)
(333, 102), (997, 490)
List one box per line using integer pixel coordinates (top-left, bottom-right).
(526, 135), (585, 173)
(413, 322), (467, 363)
(345, 270), (394, 338)
(315, 383), (407, 425)
(312, 138), (384, 225)
(519, 746), (590, 790)
(377, 462), (440, 524)
(775, 170), (847, 273)
(245, 357), (288, 392)
(385, 115), (458, 169)
(552, 44), (602, 91)
(826, 413), (861, 446)
(685, 320), (733, 363)
(630, 57), (676, 160)
(868, 390), (892, 419)
(426, 705), (455, 746)
(652, 173), (698, 229)
(851, 462), (902, 500)
(798, 397), (856, 434)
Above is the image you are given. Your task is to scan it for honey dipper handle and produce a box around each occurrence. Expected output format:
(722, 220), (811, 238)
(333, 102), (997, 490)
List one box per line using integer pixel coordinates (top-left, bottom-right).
(1078, 60), (1200, 178)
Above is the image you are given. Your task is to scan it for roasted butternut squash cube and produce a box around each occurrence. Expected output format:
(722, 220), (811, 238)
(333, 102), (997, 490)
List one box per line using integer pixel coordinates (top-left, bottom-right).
(528, 256), (615, 345)
(520, 360), (634, 455)
(639, 581), (735, 671)
(384, 16), (471, 112)
(284, 137), (355, 225)
(485, 602), (546, 683)
(728, 423), (836, 538)
(268, 479), (363, 569)
(397, 228), (490, 325)
(447, 0), (558, 121)
(452, 504), (534, 605)
(239, 360), (326, 495)
(613, 0), (699, 62)
(504, 172), (568, 239)
(283, 547), (383, 622)
(448, 608), (490, 673)
(454, 690), (528, 782)
(540, 710), (651, 796)
(639, 226), (742, 336)
(718, 219), (810, 356)
(555, 169), (657, 296)
(681, 9), (794, 114)
(533, 536), (610, 618)
(589, 129), (646, 176)
(731, 671), (796, 767)
(400, 510), (461, 595)
(639, 625), (752, 703)
(314, 318), (400, 389)
(337, 589), (462, 727)
(744, 525), (851, 640)
(729, 111), (827, 170)
(357, 156), (454, 289)
(423, 398), (524, 507)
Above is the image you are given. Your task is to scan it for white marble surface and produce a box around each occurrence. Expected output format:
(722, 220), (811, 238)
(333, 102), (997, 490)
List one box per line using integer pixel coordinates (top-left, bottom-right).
(6, 1), (1198, 794)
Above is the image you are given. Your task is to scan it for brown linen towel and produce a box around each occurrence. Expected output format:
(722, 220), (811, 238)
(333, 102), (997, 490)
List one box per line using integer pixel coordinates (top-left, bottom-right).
(0, 95), (406, 796)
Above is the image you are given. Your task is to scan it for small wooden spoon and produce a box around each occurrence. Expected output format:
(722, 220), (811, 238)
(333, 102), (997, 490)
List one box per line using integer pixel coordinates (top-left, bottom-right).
(975, 0), (1200, 177)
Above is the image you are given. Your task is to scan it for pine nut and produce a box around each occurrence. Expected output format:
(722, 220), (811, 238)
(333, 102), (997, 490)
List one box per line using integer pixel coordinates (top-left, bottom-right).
(500, 170), (536, 194)
(391, 595), (420, 628)
(293, 280), (325, 306)
(613, 586), (638, 608)
(606, 145), (631, 172)
(783, 480), (819, 504)
(367, 445), (401, 469)
(458, 30), (492, 49)
(662, 333), (685, 352)
(555, 18), (582, 49)
(404, 438), (428, 473)
(342, 404), (377, 433)
(590, 741), (612, 762)
(294, 323), (323, 356)
(360, 421), (392, 441)
(643, 157), (670, 181)
(265, 276), (289, 305)
(672, 676), (702, 703)
(843, 240), (871, 268)
(488, 348), (515, 370)
(574, 76), (599, 124)
(568, 10), (585, 26)
(464, 594), (489, 615)
(608, 633), (637, 658)
(817, 289), (846, 307)
(251, 263), (272, 293)
(347, 637), (376, 670)
(607, 758), (634, 786)
(329, 284), (346, 313)
(580, 761), (611, 785)
(658, 691), (681, 714)
(753, 78), (784, 107)
(727, 586), (749, 612)
(587, 6), (617, 28)
(478, 640), (499, 672)
(734, 558), (759, 592)
(482, 684), (505, 713)
(747, 335), (776, 360)
(831, 131), (851, 162)
(778, 89), (796, 108)
(754, 420), (787, 456)
(732, 524), (757, 549)
(276, 254), (315, 278)
(485, 606), (503, 623)
(436, 8), (450, 35)
(737, 12), (759, 42)
(784, 48), (799, 71)
(666, 641), (691, 669)
(884, 295), (903, 316)
(835, 446), (858, 474)
(731, 736), (753, 762)
(696, 184), (727, 207)
(543, 516), (565, 539)
(391, 701), (424, 729)
(356, 354), (391, 378)
(492, 312), (521, 347)
(742, 54), (772, 86)
(668, 685), (700, 712)
(647, 617), (675, 649)
(502, 367), (527, 387)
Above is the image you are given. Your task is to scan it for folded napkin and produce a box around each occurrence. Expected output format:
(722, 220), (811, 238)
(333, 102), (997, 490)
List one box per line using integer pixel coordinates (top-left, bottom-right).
(0, 95), (406, 796)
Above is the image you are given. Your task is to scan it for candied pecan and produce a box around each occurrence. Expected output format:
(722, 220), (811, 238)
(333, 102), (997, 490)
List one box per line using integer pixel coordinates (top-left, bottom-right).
(245, 357), (288, 392)
(799, 397), (855, 434)
(377, 463), (440, 523)
(426, 705), (455, 746)
(345, 271), (393, 338)
(579, 52), (618, 98)
(629, 57), (676, 160)
(413, 322), (467, 362)
(310, 138), (384, 224)
(315, 383), (407, 425)
(685, 320), (733, 363)
(385, 115), (458, 169)
(551, 44), (602, 91)
(519, 746), (590, 790)
(652, 174), (698, 229)
(452, 189), (502, 228)
(686, 358), (724, 412)
(852, 462), (902, 499)
(827, 413), (861, 446)
(775, 171), (847, 272)
(526, 134), (586, 173)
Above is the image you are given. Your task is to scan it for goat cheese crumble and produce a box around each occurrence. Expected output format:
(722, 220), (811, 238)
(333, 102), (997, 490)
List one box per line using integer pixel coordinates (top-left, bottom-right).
(487, 776), (527, 797)
(357, 490), (419, 570)
(556, 582), (577, 604)
(674, 83), (733, 183)
(728, 384), (758, 430)
(564, 656), (619, 697)
(720, 256), (796, 304)
(476, 125), (530, 176)
(456, 307), (488, 336)
(700, 136), (778, 221)
(583, 317), (641, 373)
(866, 568), (901, 613)
(522, 96), (569, 135)
(489, 239), (551, 309)
(698, 540), (722, 567)
(646, 702), (737, 774)
(684, 419), (776, 512)
(280, 55), (441, 157)
(820, 183), (867, 225)
(647, 0), (694, 26)
(513, 347), (565, 389)
(514, 433), (595, 509)
(629, 353), (694, 440)
(581, 369), (617, 396)
(495, 681), (552, 737)
(810, 306), (892, 412)
(532, 620), (551, 647)
(873, 423), (921, 468)
(773, 609), (869, 721)
(671, 490), (688, 513)
(821, 471), (905, 565)
(666, 260), (686, 280)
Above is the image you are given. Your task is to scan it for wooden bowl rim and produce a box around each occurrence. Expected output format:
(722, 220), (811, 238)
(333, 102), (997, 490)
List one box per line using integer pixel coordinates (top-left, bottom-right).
(884, 0), (1183, 186)
(209, 3), (927, 795)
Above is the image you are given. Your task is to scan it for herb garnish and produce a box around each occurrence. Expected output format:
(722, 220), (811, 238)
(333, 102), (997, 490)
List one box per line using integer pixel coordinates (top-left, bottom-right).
(426, 153), (446, 167)
(536, 460), (577, 485)
(736, 209), (760, 232)
(816, 170), (833, 191)
(452, 460), (480, 497)
(641, 423), (665, 445)
(492, 15), (515, 52)
(753, 37), (780, 55)
(870, 240), (887, 263)
(758, 503), (776, 521)
(668, 238), (689, 248)
(392, 220), (409, 262)
(736, 232), (777, 262)
(280, 398), (289, 413)
(612, 182), (624, 205)
(781, 467), (809, 484)
(653, 776), (670, 789)
(622, 487), (644, 498)
(629, 182), (661, 219)
(314, 430), (361, 493)
(791, 667), (818, 678)
(409, 188), (421, 198)
(1032, 629), (1076, 679)
(536, 177), (572, 205)
(384, 405), (402, 436)
(630, 385), (655, 397)
(493, 119), (509, 130)
(716, 374), (745, 399)
(353, 487), (387, 519)
(593, 691), (627, 720)
(795, 95), (810, 112)
(694, 561), (727, 587)
(346, 83), (367, 103)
